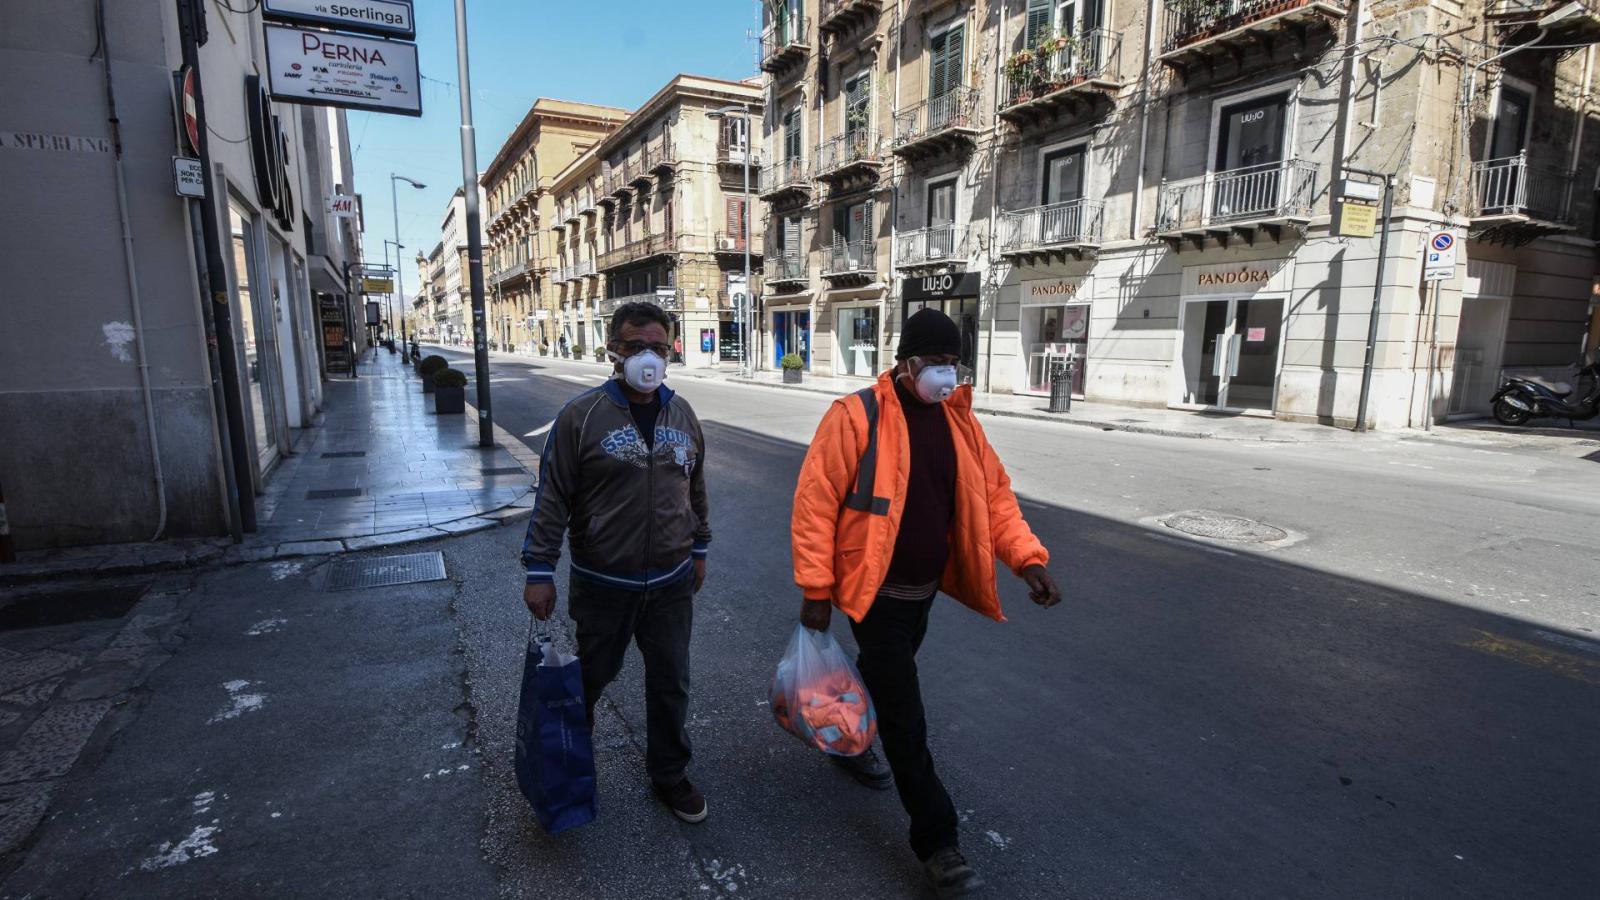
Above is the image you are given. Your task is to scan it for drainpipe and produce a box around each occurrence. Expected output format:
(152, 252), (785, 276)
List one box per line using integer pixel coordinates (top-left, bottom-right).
(1131, 0), (1160, 236)
(1336, 0), (1365, 170)
(889, 0), (903, 299)
(1566, 44), (1594, 216)
(97, 0), (167, 542)
(984, 0), (1006, 393)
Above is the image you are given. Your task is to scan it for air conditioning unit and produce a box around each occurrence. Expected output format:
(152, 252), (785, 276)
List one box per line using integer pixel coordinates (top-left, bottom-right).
(716, 236), (740, 251)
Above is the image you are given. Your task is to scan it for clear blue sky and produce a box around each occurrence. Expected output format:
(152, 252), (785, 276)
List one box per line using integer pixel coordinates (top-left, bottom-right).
(349, 0), (759, 303)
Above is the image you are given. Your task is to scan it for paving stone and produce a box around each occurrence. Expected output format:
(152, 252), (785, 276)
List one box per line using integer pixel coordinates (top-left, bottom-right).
(432, 518), (499, 536)
(343, 528), (443, 551)
(0, 653), (80, 697)
(275, 540), (346, 557)
(0, 699), (114, 784)
(0, 782), (53, 855)
(0, 678), (64, 708)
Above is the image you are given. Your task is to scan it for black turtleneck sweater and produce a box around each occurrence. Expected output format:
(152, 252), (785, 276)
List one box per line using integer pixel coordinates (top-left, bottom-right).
(883, 378), (956, 591)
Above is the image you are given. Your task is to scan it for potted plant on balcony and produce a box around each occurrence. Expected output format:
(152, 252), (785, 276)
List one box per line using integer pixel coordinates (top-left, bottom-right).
(419, 354), (448, 394)
(1005, 48), (1039, 103)
(781, 352), (805, 384)
(432, 367), (468, 414)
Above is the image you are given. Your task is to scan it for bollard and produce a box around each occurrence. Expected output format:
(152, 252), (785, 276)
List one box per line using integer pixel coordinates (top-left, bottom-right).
(1048, 358), (1074, 413)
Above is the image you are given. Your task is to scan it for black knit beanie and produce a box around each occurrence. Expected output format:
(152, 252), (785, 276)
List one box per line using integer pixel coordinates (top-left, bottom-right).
(896, 308), (961, 361)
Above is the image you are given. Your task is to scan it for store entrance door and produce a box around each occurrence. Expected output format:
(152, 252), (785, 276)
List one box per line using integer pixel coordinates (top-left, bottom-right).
(1177, 295), (1285, 413)
(773, 310), (810, 369)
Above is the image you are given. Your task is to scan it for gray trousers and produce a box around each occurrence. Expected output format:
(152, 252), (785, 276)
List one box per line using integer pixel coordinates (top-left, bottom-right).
(568, 571), (694, 787)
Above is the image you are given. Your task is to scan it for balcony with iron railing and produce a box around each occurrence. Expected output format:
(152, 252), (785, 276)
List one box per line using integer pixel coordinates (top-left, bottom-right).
(758, 158), (811, 202)
(763, 254), (808, 291)
(819, 0), (880, 34)
(1469, 154), (1574, 240)
(494, 259), (531, 286)
(999, 199), (1107, 260)
(607, 164), (632, 198)
(893, 88), (981, 160)
(627, 154), (653, 189)
(571, 259), (597, 280)
(1160, 0), (1348, 72)
(1155, 159), (1320, 246)
(600, 288), (683, 315)
(821, 239), (877, 281)
(1000, 30), (1123, 128)
(717, 139), (762, 169)
(815, 130), (882, 185)
(896, 225), (970, 269)
(760, 15), (811, 74)
(713, 230), (764, 255)
(1487, 0), (1600, 41)
(646, 134), (678, 176)
(597, 233), (692, 272)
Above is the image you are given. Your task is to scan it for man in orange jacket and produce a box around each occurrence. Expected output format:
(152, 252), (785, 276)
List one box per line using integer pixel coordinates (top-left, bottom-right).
(791, 309), (1061, 898)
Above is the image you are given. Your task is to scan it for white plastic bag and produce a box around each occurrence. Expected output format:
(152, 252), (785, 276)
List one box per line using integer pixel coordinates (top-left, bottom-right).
(769, 624), (878, 757)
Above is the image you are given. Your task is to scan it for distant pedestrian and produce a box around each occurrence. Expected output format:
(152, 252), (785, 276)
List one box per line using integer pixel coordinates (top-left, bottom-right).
(673, 335), (683, 364)
(521, 301), (712, 824)
(789, 308), (1060, 898)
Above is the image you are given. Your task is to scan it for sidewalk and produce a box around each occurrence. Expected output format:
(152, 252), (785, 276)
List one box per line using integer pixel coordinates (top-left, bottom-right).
(2, 350), (538, 583)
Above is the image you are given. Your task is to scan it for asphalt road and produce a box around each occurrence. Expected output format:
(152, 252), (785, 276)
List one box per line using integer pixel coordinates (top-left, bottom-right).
(427, 346), (1600, 899)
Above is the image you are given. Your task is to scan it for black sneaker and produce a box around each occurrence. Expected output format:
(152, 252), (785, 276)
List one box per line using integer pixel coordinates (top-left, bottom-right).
(923, 846), (985, 899)
(652, 777), (708, 824)
(831, 746), (894, 790)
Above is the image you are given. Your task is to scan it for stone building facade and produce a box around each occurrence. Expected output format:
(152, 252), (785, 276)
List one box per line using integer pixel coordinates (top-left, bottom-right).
(588, 75), (766, 368)
(1, 0), (364, 547)
(482, 100), (627, 355)
(758, 0), (1600, 429)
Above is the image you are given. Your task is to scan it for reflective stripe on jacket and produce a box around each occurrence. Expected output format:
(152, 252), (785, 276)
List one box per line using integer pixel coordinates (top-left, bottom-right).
(791, 370), (1049, 623)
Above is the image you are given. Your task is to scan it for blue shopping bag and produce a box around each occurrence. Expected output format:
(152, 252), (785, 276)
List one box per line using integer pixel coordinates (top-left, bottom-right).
(514, 624), (597, 834)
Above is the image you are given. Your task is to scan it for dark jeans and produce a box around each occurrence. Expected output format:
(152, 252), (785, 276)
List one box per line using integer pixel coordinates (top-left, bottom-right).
(849, 593), (960, 861)
(568, 571), (694, 787)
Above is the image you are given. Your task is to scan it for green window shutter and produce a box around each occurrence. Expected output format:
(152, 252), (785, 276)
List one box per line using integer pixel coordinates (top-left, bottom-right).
(1026, 0), (1050, 47)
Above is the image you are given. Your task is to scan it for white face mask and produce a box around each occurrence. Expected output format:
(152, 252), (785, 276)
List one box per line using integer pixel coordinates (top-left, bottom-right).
(615, 349), (667, 394)
(906, 361), (958, 404)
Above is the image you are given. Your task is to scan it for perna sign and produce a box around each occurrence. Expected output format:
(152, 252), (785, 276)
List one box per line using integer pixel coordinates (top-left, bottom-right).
(903, 271), (980, 302)
(262, 23), (422, 117)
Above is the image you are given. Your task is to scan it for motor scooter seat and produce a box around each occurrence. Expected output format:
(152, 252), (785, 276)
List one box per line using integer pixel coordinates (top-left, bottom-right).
(1518, 376), (1572, 397)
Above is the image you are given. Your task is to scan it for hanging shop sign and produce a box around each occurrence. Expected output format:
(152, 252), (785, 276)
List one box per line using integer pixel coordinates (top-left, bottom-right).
(366, 300), (382, 326)
(263, 23), (421, 117)
(902, 271), (980, 302)
(326, 194), (359, 217)
(245, 76), (295, 230)
(263, 0), (415, 40)
(362, 276), (394, 294)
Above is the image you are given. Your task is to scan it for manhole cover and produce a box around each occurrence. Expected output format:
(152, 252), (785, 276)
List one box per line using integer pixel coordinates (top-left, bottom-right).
(320, 451), (367, 459)
(0, 583), (149, 631)
(1160, 512), (1287, 543)
(325, 552), (447, 591)
(306, 488), (364, 500)
(479, 466), (526, 476)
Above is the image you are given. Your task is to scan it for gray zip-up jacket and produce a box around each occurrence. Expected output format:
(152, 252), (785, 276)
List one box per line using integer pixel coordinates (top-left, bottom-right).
(521, 379), (710, 590)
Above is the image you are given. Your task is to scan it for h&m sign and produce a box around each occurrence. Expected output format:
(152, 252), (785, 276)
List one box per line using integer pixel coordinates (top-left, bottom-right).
(902, 271), (980, 302)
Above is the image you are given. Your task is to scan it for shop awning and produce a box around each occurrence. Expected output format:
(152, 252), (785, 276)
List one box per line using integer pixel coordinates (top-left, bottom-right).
(309, 257), (347, 295)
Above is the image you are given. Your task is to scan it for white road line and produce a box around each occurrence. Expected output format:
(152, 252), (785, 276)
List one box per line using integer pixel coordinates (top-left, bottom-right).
(556, 374), (597, 384)
(525, 422), (553, 438)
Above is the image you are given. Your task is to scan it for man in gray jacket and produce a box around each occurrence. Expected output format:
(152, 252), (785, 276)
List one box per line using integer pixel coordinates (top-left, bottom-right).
(522, 302), (712, 823)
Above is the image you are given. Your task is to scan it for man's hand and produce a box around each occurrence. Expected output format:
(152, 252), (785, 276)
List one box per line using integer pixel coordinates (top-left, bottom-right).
(523, 582), (556, 620)
(799, 597), (832, 632)
(693, 559), (706, 593)
(1021, 565), (1062, 608)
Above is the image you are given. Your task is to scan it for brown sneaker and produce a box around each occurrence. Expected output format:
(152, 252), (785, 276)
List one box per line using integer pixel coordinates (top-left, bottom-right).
(652, 777), (708, 824)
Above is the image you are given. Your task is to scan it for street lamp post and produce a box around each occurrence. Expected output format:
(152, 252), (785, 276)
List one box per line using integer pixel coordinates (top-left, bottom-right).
(708, 103), (754, 377)
(391, 174), (426, 355)
(453, 0), (493, 448)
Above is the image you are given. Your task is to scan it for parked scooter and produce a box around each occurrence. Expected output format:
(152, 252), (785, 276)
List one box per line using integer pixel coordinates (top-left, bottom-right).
(1490, 356), (1600, 426)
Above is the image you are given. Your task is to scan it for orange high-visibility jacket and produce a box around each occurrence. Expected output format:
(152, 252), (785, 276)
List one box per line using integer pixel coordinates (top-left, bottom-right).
(791, 370), (1049, 623)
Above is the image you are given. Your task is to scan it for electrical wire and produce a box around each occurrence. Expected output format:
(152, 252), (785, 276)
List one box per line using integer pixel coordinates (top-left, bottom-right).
(207, 124), (250, 144)
(213, 0), (262, 14)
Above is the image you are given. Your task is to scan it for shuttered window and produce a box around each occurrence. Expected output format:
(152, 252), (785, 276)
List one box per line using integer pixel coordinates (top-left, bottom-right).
(782, 215), (801, 256)
(784, 108), (802, 161)
(1026, 0), (1051, 47)
(845, 72), (871, 137)
(928, 24), (965, 101)
(725, 197), (747, 249)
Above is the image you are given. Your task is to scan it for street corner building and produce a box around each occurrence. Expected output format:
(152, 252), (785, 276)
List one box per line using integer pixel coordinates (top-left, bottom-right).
(0, 1), (366, 549)
(753, 0), (1600, 429)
